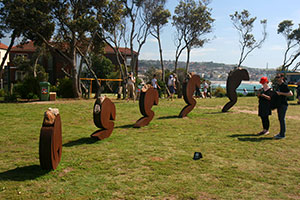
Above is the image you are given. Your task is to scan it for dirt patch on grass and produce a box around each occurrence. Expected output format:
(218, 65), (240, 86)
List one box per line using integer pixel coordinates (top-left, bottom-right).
(150, 157), (165, 162)
(58, 167), (74, 177)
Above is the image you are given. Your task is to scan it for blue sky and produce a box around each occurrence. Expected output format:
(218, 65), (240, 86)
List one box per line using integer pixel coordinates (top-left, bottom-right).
(139, 0), (300, 69)
(1, 0), (299, 69)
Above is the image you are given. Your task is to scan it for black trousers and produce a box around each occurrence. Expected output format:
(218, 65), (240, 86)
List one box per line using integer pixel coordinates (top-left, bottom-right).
(260, 116), (270, 130)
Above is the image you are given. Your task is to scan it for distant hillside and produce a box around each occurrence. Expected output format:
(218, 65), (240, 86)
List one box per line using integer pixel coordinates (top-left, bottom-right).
(138, 60), (277, 81)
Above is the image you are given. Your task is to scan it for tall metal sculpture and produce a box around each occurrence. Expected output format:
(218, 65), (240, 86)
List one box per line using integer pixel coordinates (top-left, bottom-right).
(91, 97), (116, 140)
(134, 85), (159, 128)
(39, 108), (62, 170)
(179, 74), (201, 118)
(222, 68), (250, 112)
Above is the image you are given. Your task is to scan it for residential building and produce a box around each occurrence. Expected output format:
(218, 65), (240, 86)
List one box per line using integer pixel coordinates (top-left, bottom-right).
(6, 41), (138, 83)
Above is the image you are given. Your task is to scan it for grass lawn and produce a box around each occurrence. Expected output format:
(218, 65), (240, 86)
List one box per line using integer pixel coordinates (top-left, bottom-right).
(1, 96), (300, 199)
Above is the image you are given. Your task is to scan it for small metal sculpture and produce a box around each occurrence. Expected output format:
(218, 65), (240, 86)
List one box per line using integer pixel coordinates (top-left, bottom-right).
(91, 96), (116, 140)
(134, 85), (159, 128)
(222, 68), (250, 112)
(39, 108), (62, 170)
(179, 74), (201, 118)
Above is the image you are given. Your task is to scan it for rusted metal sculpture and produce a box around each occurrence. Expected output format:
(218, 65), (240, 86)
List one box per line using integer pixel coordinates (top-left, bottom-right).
(222, 68), (250, 112)
(134, 85), (159, 128)
(39, 108), (62, 170)
(91, 96), (116, 140)
(179, 74), (201, 118)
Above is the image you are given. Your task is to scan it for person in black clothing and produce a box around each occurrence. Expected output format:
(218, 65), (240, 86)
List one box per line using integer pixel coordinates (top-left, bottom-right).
(257, 77), (272, 136)
(273, 74), (293, 139)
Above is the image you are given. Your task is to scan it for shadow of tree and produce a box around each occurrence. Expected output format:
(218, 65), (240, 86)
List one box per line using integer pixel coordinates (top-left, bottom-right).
(0, 165), (49, 181)
(63, 137), (99, 147)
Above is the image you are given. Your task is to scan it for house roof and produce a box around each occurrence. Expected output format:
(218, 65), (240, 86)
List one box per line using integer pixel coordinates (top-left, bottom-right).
(0, 43), (8, 50)
(10, 40), (138, 56)
(11, 41), (36, 52)
(104, 45), (138, 56)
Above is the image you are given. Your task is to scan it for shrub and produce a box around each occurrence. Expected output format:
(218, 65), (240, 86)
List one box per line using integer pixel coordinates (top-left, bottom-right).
(246, 92), (255, 96)
(0, 89), (5, 97)
(13, 77), (40, 99)
(212, 87), (226, 97)
(57, 77), (74, 98)
(4, 92), (19, 102)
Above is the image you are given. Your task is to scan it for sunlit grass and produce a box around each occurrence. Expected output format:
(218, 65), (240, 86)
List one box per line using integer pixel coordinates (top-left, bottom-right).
(1, 96), (300, 199)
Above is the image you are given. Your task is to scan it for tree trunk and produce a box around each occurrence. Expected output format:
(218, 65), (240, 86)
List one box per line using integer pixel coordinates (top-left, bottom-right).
(157, 31), (165, 82)
(70, 40), (80, 98)
(185, 46), (191, 73)
(0, 32), (16, 79)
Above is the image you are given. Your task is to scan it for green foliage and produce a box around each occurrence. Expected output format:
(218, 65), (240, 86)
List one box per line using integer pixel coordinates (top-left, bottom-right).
(230, 9), (267, 67)
(4, 92), (18, 102)
(0, 89), (5, 97)
(56, 77), (74, 98)
(277, 20), (300, 71)
(91, 55), (115, 79)
(157, 79), (166, 97)
(212, 86), (226, 97)
(246, 92), (255, 96)
(12, 54), (48, 82)
(13, 77), (40, 99)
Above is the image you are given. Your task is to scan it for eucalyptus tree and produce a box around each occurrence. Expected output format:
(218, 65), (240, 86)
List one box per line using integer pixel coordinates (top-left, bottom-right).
(277, 20), (300, 71)
(150, 1), (171, 81)
(230, 9), (267, 68)
(0, 0), (55, 79)
(172, 0), (214, 73)
(122, 0), (161, 75)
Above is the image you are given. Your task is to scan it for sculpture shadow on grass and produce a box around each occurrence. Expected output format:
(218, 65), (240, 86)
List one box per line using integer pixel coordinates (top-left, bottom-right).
(0, 165), (49, 181)
(204, 111), (224, 115)
(63, 137), (99, 147)
(237, 137), (274, 142)
(157, 115), (179, 120)
(229, 133), (259, 137)
(115, 124), (134, 129)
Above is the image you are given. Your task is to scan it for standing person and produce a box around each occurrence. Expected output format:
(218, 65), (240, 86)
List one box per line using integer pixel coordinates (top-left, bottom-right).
(202, 80), (208, 98)
(243, 88), (248, 96)
(167, 74), (176, 101)
(257, 77), (272, 136)
(126, 72), (136, 102)
(151, 74), (161, 90)
(273, 74), (293, 139)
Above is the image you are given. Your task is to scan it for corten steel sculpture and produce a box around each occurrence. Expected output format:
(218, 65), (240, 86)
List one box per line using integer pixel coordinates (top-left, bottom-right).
(179, 74), (201, 118)
(91, 96), (116, 140)
(39, 108), (62, 170)
(222, 68), (250, 112)
(134, 85), (159, 128)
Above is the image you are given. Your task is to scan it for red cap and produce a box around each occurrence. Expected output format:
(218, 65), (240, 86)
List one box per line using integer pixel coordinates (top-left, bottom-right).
(260, 77), (269, 84)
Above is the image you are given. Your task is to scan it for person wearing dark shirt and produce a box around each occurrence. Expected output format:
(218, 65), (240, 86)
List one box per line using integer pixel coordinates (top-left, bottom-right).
(274, 74), (293, 139)
(257, 77), (272, 136)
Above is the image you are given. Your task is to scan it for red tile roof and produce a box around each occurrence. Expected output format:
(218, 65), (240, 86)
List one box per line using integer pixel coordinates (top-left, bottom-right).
(11, 41), (36, 52)
(10, 40), (138, 56)
(0, 43), (8, 50)
(104, 45), (138, 56)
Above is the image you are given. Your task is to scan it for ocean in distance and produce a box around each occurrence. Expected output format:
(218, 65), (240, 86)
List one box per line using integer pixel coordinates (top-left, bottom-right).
(211, 81), (262, 92)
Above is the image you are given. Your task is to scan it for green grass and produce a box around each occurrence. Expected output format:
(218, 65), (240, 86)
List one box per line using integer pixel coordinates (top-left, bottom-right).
(1, 96), (300, 199)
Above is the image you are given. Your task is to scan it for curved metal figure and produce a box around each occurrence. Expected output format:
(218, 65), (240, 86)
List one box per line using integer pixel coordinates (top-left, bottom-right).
(179, 74), (201, 118)
(222, 68), (250, 112)
(39, 114), (62, 170)
(91, 97), (116, 140)
(134, 86), (159, 128)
